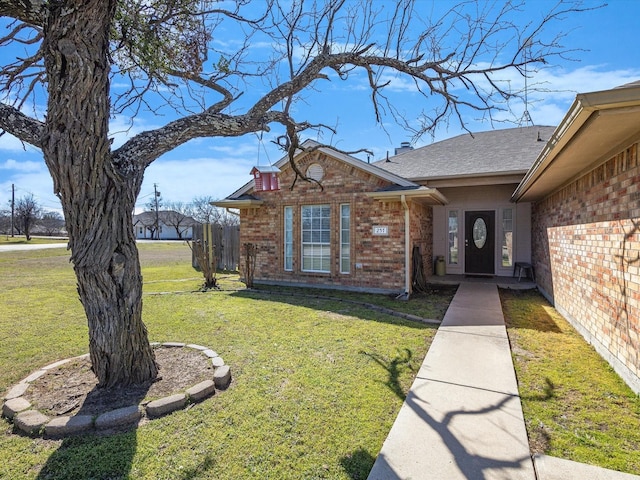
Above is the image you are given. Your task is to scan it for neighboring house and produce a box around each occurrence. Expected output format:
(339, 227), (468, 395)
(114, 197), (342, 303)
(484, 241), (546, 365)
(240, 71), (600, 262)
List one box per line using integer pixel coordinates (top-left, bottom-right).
(133, 210), (198, 240)
(512, 81), (640, 394)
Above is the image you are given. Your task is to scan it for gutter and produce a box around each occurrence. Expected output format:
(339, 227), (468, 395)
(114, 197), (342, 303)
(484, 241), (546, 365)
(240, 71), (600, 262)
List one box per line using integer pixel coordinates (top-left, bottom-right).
(210, 198), (264, 209)
(512, 83), (640, 202)
(399, 194), (411, 300)
(365, 186), (448, 205)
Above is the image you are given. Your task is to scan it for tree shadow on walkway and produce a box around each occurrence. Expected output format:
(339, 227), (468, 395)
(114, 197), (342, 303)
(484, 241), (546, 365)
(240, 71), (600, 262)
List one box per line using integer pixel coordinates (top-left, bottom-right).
(369, 384), (532, 480)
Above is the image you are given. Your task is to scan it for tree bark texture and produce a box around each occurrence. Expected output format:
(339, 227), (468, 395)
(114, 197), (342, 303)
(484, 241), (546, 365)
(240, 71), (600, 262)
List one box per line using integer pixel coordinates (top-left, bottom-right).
(41, 0), (158, 388)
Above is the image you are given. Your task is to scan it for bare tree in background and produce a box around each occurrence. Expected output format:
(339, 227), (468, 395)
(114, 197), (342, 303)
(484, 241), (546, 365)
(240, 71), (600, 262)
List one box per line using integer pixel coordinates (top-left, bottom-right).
(217, 208), (240, 227)
(164, 202), (196, 239)
(0, 0), (590, 388)
(38, 211), (65, 236)
(14, 194), (41, 241)
(133, 212), (158, 240)
(192, 196), (219, 224)
(0, 208), (12, 234)
(192, 196), (239, 226)
(145, 191), (163, 239)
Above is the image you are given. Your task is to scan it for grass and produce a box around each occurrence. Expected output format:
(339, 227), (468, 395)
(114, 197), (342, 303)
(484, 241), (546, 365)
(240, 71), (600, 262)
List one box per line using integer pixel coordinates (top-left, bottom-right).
(0, 242), (450, 480)
(500, 289), (640, 475)
(0, 236), (68, 245)
(4, 244), (638, 477)
(252, 284), (455, 321)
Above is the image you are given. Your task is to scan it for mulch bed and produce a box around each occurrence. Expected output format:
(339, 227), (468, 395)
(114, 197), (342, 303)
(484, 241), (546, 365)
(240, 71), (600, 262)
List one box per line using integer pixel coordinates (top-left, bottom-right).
(23, 347), (214, 417)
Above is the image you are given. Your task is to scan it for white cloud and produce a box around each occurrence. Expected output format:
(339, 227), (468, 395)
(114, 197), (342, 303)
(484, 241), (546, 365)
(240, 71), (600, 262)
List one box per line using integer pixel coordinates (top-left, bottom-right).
(109, 114), (164, 149)
(135, 136), (277, 210)
(0, 132), (41, 153)
(137, 155), (255, 210)
(508, 65), (640, 126)
(206, 141), (262, 157)
(0, 158), (43, 172)
(530, 65), (640, 97)
(0, 169), (61, 214)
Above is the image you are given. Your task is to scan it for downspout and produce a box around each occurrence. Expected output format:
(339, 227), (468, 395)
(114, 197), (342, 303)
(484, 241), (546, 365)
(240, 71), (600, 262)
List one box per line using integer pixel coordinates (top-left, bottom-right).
(399, 194), (411, 300)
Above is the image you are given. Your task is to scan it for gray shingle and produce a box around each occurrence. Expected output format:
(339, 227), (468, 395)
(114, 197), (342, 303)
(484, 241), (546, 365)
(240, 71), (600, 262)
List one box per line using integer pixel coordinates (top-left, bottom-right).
(375, 125), (556, 180)
(132, 210), (198, 226)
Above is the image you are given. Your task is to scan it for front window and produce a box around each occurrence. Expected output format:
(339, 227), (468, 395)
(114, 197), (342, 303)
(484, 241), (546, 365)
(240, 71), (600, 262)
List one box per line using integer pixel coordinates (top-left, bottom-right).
(284, 206), (293, 271)
(301, 205), (330, 272)
(340, 204), (350, 274)
(448, 210), (458, 264)
(502, 208), (513, 267)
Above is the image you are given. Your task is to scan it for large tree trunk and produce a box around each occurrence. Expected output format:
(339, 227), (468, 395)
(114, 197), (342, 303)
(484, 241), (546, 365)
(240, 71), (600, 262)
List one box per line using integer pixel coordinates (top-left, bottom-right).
(41, 0), (158, 388)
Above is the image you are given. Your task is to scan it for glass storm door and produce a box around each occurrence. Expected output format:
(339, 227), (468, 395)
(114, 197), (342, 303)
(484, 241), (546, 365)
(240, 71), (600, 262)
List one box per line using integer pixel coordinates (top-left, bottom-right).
(464, 211), (495, 275)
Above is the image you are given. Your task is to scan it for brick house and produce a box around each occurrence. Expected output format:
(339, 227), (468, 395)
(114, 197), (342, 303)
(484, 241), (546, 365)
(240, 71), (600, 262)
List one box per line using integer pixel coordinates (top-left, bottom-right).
(216, 143), (447, 294)
(215, 82), (640, 393)
(214, 125), (552, 294)
(512, 81), (640, 393)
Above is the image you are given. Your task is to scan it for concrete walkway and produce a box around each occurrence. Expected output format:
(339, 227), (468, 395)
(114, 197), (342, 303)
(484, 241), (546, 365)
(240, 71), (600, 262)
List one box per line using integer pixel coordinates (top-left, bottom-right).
(368, 283), (640, 480)
(0, 242), (67, 252)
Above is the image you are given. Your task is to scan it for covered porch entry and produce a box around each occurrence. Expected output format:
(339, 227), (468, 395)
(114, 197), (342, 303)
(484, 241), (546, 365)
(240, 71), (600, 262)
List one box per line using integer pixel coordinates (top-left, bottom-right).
(431, 185), (533, 278)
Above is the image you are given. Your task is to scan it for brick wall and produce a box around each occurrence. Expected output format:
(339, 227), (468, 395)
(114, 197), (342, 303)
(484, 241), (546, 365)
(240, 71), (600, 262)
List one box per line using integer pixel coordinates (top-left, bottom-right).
(238, 151), (432, 293)
(410, 201), (434, 277)
(532, 142), (640, 393)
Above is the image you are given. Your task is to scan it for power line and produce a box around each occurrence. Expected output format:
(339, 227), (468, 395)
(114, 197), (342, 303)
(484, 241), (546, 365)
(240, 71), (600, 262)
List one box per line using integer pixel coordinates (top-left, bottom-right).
(153, 183), (161, 240)
(11, 183), (15, 237)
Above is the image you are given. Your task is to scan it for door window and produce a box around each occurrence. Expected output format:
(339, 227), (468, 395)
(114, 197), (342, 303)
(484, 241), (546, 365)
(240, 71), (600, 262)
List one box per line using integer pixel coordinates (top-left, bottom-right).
(473, 218), (487, 249)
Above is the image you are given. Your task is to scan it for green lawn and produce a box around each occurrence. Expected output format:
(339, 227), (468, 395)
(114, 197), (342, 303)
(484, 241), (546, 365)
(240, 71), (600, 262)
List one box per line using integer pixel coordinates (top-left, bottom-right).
(0, 236), (68, 245)
(4, 244), (638, 478)
(0, 243), (448, 480)
(501, 289), (640, 475)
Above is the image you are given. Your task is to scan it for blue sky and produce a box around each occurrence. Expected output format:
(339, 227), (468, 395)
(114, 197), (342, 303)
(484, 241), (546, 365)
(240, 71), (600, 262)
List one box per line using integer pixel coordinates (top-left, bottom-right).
(1, 0), (639, 215)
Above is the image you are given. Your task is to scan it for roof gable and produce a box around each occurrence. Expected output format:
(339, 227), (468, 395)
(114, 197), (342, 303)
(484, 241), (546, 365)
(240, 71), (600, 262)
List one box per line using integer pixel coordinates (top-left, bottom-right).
(226, 139), (419, 199)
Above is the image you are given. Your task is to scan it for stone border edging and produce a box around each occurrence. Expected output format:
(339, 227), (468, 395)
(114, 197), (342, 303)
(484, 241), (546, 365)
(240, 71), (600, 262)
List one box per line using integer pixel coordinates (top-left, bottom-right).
(1, 342), (232, 438)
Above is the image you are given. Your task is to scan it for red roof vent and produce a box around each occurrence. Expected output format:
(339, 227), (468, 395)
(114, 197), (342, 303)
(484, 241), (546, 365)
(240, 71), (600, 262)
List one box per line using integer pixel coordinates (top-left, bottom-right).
(251, 166), (281, 192)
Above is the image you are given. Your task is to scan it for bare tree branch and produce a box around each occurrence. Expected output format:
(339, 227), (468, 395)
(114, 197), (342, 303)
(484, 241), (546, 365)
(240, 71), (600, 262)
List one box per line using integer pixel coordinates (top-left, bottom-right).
(0, 0), (46, 27)
(0, 102), (44, 147)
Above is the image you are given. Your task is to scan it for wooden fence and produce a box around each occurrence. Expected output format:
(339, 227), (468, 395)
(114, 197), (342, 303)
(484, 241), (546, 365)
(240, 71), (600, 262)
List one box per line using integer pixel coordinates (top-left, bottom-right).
(191, 223), (240, 271)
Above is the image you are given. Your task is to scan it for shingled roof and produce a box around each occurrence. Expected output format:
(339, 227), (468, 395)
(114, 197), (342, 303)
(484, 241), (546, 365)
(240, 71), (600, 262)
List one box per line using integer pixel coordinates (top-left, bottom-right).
(375, 125), (556, 181)
(133, 210), (198, 226)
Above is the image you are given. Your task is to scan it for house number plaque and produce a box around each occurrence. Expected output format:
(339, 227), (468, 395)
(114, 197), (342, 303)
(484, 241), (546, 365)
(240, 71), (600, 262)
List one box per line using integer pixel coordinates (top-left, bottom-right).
(372, 226), (389, 236)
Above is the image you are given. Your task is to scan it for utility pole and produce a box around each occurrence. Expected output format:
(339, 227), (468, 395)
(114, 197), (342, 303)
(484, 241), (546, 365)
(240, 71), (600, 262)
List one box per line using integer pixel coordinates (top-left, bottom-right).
(10, 183), (15, 237)
(153, 183), (160, 240)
